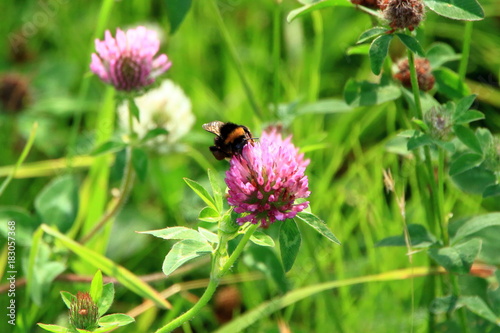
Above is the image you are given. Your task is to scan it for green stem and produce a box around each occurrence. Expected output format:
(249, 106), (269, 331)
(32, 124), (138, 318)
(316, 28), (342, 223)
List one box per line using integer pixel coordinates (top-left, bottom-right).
(220, 224), (259, 275)
(407, 29), (468, 332)
(406, 38), (423, 120)
(424, 148), (440, 230)
(458, 22), (473, 80)
(437, 148), (447, 246)
(302, 225), (344, 332)
(209, 0), (262, 119)
(272, 0), (282, 116)
(0, 122), (37, 197)
(426, 263), (437, 333)
(451, 275), (470, 333)
(67, 0), (115, 162)
(79, 98), (136, 244)
(406, 30), (440, 231)
(156, 224), (259, 333)
(308, 10), (323, 102)
(405, 30), (442, 333)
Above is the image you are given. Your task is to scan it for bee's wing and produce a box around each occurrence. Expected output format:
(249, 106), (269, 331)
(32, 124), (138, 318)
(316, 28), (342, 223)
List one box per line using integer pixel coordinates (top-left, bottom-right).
(202, 121), (225, 136)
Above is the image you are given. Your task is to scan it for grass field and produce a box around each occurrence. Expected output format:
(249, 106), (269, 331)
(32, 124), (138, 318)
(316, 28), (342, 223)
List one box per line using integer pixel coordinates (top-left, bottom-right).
(1, 1), (500, 332)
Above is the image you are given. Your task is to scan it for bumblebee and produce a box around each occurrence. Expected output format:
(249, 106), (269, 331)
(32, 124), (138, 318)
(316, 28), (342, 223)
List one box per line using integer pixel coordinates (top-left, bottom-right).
(202, 121), (254, 160)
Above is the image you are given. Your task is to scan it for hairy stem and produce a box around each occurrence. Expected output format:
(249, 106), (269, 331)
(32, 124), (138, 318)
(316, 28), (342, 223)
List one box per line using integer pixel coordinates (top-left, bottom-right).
(79, 99), (136, 244)
(458, 22), (473, 80)
(156, 223), (259, 332)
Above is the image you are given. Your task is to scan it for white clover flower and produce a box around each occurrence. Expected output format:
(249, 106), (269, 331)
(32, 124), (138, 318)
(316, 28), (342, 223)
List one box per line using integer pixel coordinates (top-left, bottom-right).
(118, 79), (194, 153)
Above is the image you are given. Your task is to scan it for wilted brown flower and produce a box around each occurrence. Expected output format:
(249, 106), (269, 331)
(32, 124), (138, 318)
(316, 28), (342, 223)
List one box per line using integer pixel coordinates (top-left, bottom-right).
(214, 286), (242, 324)
(380, 0), (425, 31)
(394, 58), (435, 92)
(351, 0), (382, 9)
(0, 73), (31, 113)
(8, 32), (34, 64)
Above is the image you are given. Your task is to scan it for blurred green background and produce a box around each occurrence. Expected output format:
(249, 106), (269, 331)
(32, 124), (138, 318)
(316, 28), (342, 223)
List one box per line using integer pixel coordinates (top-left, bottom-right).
(1, 0), (500, 332)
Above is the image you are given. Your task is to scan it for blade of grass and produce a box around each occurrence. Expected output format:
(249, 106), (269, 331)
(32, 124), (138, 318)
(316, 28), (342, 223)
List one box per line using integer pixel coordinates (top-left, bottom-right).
(41, 224), (172, 309)
(215, 266), (446, 333)
(0, 122), (37, 197)
(67, 0), (115, 161)
(208, 0), (262, 119)
(0, 155), (98, 179)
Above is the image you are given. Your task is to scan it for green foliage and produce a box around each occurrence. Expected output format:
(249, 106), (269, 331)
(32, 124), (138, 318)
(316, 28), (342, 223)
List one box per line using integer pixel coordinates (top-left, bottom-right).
(92, 141), (127, 156)
(3, 0), (500, 332)
(454, 125), (482, 154)
(249, 231), (276, 247)
(41, 224), (171, 309)
(34, 175), (79, 232)
(28, 229), (66, 306)
(357, 27), (387, 44)
(344, 79), (401, 107)
(165, 0), (192, 33)
(369, 35), (394, 75)
(376, 224), (437, 248)
(453, 213), (500, 243)
(449, 152), (483, 176)
(198, 206), (220, 223)
(90, 270), (104, 304)
(431, 295), (500, 325)
(451, 164), (497, 194)
(296, 98), (353, 115)
(61, 291), (76, 309)
(140, 128), (169, 143)
(37, 324), (71, 333)
(162, 239), (212, 276)
(433, 68), (471, 98)
(0, 207), (38, 246)
(97, 283), (115, 317)
(131, 147), (148, 182)
(183, 177), (218, 212)
(424, 0), (485, 21)
(127, 97), (141, 122)
(207, 168), (223, 213)
(287, 0), (354, 22)
(426, 43), (462, 68)
(279, 219), (302, 272)
(98, 314), (135, 329)
(459, 296), (500, 324)
(396, 33), (425, 57)
(39, 270), (134, 332)
(140, 226), (208, 241)
(198, 227), (218, 243)
(244, 245), (289, 293)
(295, 211), (340, 245)
(428, 238), (481, 274)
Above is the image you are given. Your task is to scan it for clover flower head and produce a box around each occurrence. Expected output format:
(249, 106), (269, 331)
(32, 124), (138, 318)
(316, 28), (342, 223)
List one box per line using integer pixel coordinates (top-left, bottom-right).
(225, 128), (310, 228)
(90, 26), (171, 91)
(69, 292), (99, 330)
(118, 79), (194, 153)
(424, 107), (452, 140)
(0, 73), (30, 113)
(380, 0), (425, 31)
(394, 58), (435, 92)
